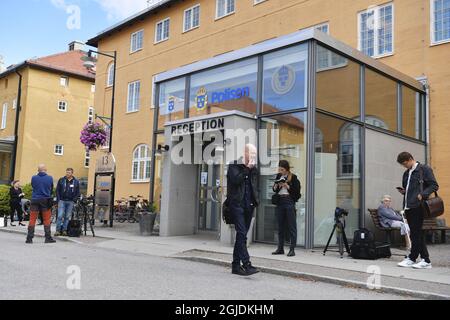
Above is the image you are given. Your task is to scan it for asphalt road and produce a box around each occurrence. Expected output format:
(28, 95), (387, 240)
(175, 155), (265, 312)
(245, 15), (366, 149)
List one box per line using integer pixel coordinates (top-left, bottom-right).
(0, 232), (411, 300)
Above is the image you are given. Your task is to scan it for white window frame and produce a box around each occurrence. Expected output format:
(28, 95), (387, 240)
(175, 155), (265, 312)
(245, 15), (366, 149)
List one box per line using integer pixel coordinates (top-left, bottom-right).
(215, 0), (235, 20)
(60, 76), (68, 87)
(130, 29), (144, 53)
(127, 81), (141, 113)
(357, 3), (395, 58)
(254, 0), (268, 5)
(1, 103), (7, 129)
(106, 63), (115, 87)
(155, 18), (170, 43)
(183, 4), (201, 33)
(131, 144), (151, 182)
(58, 101), (68, 112)
(431, 0), (450, 45)
(54, 144), (64, 156)
(12, 98), (17, 110)
(314, 22), (330, 34)
(84, 150), (90, 168)
(91, 84), (96, 93)
(88, 107), (95, 124)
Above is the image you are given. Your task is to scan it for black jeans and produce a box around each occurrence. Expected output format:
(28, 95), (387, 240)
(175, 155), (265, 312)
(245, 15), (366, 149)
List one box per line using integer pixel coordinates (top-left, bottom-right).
(276, 196), (297, 250)
(406, 206), (430, 263)
(10, 202), (23, 223)
(231, 202), (254, 269)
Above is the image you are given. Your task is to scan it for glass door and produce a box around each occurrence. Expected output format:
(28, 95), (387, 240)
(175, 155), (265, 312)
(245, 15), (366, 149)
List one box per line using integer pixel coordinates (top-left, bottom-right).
(198, 163), (222, 232)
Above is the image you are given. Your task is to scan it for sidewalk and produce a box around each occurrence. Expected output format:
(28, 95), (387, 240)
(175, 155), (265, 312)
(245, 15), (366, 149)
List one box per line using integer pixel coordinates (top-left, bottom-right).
(1, 221), (449, 299)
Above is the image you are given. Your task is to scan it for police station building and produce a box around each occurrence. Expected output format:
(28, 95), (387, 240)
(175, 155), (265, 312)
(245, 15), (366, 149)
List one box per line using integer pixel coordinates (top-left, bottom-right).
(149, 29), (427, 248)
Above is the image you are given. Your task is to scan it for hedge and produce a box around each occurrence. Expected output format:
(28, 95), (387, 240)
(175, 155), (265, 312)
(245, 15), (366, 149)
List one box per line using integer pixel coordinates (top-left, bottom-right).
(0, 184), (33, 217)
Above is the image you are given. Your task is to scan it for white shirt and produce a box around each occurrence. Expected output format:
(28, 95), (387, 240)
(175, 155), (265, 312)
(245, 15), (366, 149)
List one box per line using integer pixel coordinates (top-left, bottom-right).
(277, 175), (290, 195)
(404, 162), (419, 210)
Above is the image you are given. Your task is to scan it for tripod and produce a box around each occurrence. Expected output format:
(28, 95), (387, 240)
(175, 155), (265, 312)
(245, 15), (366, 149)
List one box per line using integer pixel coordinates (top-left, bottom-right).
(76, 199), (95, 237)
(323, 214), (350, 258)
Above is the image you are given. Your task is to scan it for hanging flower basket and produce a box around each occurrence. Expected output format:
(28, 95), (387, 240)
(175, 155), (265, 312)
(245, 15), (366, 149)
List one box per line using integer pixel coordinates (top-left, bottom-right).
(80, 122), (108, 151)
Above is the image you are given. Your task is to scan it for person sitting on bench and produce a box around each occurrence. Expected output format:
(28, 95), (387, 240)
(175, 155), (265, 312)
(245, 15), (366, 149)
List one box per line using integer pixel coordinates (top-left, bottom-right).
(378, 195), (410, 240)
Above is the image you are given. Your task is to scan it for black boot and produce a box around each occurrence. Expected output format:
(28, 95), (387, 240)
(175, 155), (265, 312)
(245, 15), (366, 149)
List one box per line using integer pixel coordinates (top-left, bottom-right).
(243, 262), (260, 275)
(44, 226), (56, 243)
(272, 248), (285, 255)
(232, 265), (248, 276)
(26, 226), (34, 244)
(287, 248), (295, 257)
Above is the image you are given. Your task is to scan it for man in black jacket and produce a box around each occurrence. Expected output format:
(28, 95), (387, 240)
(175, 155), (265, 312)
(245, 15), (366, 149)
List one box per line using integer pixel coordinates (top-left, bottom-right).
(396, 152), (438, 269)
(55, 168), (80, 236)
(227, 144), (259, 276)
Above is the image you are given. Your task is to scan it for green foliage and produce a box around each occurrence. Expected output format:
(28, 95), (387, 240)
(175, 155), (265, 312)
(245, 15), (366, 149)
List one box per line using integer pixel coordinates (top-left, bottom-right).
(22, 184), (33, 200)
(0, 185), (11, 217)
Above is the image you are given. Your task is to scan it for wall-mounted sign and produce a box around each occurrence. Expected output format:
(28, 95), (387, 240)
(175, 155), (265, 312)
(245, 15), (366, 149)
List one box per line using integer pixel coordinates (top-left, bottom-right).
(95, 152), (116, 174)
(171, 117), (225, 136)
(201, 172), (208, 185)
(211, 87), (250, 104)
(272, 65), (296, 95)
(195, 87), (208, 111)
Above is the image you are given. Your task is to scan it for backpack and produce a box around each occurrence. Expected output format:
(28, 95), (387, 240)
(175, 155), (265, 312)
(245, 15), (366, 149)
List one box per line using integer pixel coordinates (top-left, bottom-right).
(350, 228), (391, 260)
(67, 218), (82, 237)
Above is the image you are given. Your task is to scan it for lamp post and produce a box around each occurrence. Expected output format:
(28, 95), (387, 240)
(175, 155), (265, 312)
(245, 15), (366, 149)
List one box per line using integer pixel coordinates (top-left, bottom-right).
(82, 49), (117, 228)
(82, 50), (116, 152)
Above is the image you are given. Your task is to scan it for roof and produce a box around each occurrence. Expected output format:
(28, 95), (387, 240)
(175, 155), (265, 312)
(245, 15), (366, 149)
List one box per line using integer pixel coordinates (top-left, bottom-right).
(155, 28), (425, 92)
(0, 50), (95, 81)
(86, 0), (178, 47)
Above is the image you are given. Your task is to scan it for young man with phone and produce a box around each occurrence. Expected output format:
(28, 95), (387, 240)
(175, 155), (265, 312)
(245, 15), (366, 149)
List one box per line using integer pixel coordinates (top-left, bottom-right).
(396, 152), (439, 269)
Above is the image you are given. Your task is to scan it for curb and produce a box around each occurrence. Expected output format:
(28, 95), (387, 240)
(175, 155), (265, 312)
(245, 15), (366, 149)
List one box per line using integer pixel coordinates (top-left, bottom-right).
(174, 255), (450, 300)
(0, 227), (109, 244)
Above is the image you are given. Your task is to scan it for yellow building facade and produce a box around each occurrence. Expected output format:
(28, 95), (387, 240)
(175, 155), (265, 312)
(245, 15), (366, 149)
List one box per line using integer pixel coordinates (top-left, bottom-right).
(0, 47), (95, 186)
(87, 0), (449, 227)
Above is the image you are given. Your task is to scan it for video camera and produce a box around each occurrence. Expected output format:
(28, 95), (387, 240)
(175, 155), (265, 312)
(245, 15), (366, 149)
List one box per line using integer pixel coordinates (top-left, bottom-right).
(334, 207), (348, 221)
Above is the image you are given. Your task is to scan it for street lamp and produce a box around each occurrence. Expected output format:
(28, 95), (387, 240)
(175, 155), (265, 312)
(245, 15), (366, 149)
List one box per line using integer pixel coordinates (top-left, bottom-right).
(81, 49), (117, 153)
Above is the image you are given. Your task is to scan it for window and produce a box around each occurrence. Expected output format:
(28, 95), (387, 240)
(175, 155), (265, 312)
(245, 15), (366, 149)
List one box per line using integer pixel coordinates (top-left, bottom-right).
(254, 0), (268, 5)
(431, 0), (450, 44)
(107, 63), (115, 87)
(262, 44), (308, 113)
(88, 107), (95, 124)
(184, 5), (200, 32)
(58, 101), (67, 112)
(130, 30), (144, 53)
(102, 125), (111, 149)
(315, 22), (329, 34)
(91, 84), (96, 93)
(216, 0), (235, 19)
(132, 144), (151, 182)
(158, 77), (186, 129)
(358, 3), (394, 57)
(12, 99), (17, 110)
(127, 81), (141, 112)
(54, 145), (64, 156)
(189, 58), (258, 118)
(155, 18), (170, 43)
(4, 79), (8, 89)
(60, 76), (68, 87)
(1, 103), (7, 129)
(84, 150), (90, 167)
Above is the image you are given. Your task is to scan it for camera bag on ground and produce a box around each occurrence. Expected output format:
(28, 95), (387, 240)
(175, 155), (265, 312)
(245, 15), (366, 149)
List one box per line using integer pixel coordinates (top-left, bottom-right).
(67, 211), (82, 238)
(350, 228), (391, 260)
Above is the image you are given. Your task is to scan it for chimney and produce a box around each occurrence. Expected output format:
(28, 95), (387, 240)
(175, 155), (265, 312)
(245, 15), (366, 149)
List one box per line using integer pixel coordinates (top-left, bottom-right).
(0, 55), (5, 73)
(68, 41), (85, 51)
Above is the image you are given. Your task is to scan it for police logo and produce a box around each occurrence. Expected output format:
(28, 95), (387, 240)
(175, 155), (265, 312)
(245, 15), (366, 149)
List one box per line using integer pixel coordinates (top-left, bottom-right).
(195, 87), (208, 111)
(168, 96), (175, 113)
(272, 65), (296, 95)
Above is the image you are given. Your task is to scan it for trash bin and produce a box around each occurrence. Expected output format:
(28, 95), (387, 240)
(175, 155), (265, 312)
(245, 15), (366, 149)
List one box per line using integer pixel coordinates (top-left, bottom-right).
(139, 212), (156, 236)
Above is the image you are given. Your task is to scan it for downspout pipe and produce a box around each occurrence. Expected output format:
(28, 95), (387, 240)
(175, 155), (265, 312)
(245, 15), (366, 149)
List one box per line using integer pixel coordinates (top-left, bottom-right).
(10, 70), (22, 182)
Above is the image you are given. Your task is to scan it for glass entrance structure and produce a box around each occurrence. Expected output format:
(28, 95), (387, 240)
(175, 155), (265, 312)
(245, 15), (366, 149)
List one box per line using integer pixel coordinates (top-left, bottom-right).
(150, 28), (426, 249)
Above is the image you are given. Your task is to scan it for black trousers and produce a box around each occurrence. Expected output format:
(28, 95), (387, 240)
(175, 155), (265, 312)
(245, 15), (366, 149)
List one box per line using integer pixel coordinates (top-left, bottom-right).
(405, 206), (430, 262)
(276, 196), (297, 250)
(10, 202), (23, 223)
(231, 202), (254, 268)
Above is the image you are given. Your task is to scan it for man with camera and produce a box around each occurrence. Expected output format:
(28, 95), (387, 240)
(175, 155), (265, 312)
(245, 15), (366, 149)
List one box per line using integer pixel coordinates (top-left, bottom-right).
(55, 168), (80, 237)
(396, 152), (438, 269)
(26, 164), (56, 244)
(227, 144), (259, 276)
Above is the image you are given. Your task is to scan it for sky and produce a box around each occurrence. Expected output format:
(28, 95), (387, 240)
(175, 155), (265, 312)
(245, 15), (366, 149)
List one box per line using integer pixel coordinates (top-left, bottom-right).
(0, 0), (162, 67)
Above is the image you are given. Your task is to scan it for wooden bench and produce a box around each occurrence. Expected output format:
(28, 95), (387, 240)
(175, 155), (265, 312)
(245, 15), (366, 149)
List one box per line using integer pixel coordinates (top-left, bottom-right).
(368, 209), (449, 244)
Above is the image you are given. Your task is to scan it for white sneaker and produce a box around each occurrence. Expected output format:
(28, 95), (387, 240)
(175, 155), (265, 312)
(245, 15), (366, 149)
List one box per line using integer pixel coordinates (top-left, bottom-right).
(412, 259), (432, 269)
(397, 258), (415, 268)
